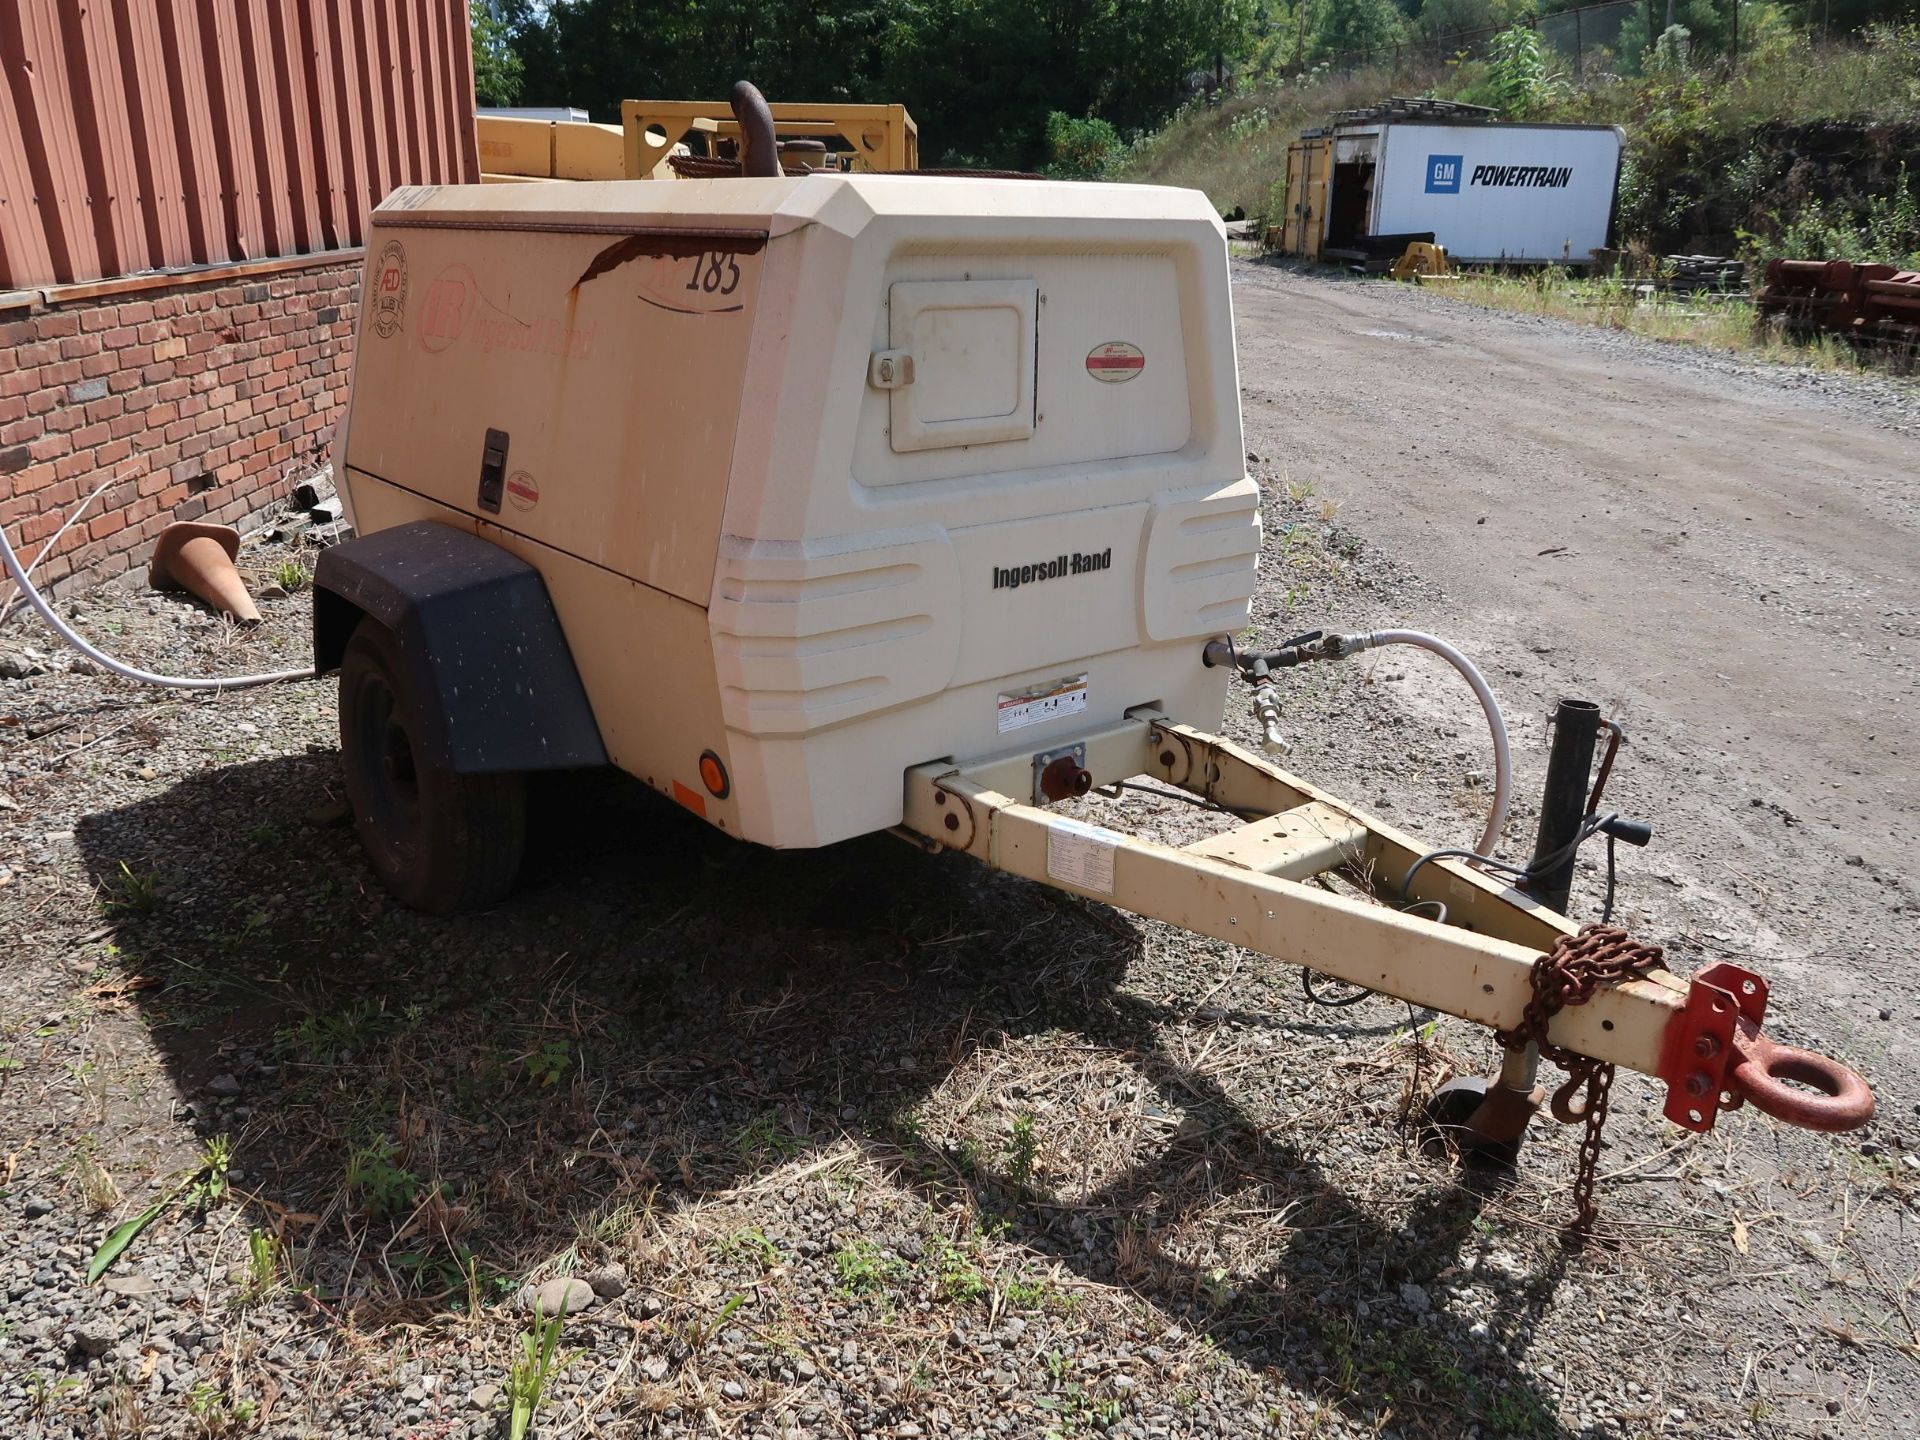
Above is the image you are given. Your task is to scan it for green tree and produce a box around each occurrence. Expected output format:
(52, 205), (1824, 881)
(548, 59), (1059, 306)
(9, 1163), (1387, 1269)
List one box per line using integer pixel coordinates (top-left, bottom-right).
(1308, 0), (1409, 61)
(470, 1), (524, 106)
(1484, 22), (1551, 115)
(486, 0), (1258, 169)
(1044, 111), (1123, 175)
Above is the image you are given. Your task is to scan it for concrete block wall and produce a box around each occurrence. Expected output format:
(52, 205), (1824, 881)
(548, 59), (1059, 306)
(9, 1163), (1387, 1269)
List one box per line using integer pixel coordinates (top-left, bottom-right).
(0, 255), (361, 598)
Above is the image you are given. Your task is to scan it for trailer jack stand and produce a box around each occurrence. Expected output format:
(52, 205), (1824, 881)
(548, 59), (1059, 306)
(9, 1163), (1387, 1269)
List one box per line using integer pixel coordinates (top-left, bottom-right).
(1421, 1042), (1544, 1166)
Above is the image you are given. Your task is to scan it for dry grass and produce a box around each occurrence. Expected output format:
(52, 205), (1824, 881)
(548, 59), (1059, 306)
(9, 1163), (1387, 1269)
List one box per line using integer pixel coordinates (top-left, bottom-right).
(1434, 270), (1883, 372)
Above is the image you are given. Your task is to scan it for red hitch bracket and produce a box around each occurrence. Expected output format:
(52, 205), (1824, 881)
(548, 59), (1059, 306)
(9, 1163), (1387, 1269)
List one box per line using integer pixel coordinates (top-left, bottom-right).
(1659, 962), (1875, 1134)
(1657, 961), (1764, 1132)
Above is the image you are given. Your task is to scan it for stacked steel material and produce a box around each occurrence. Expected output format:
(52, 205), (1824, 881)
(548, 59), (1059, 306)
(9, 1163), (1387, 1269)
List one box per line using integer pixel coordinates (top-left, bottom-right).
(1755, 259), (1875, 331)
(1859, 268), (1920, 352)
(1755, 258), (1920, 356)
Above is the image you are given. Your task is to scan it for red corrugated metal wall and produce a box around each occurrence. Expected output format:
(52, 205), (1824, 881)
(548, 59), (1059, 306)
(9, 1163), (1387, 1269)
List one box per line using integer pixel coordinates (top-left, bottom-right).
(0, 0), (480, 290)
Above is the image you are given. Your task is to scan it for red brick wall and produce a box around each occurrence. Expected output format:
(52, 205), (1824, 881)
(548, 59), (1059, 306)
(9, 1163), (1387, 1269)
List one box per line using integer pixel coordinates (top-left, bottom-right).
(0, 254), (362, 597)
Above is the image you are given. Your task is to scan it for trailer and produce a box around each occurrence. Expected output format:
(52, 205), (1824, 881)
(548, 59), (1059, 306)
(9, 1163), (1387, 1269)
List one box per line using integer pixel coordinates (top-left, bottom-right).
(1276, 99), (1624, 268)
(307, 84), (1870, 1237)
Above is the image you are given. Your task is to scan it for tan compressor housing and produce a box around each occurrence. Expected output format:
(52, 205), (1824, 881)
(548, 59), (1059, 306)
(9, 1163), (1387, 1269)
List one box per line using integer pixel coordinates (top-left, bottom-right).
(336, 174), (1260, 850)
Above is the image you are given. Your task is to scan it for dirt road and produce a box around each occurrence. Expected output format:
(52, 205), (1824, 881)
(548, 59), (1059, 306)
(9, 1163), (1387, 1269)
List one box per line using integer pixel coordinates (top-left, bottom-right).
(1236, 260), (1920, 997)
(1233, 260), (1920, 1435)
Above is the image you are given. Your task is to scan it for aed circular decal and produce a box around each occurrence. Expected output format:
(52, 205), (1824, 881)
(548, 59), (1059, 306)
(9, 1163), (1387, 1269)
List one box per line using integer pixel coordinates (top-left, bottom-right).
(505, 470), (540, 511)
(371, 239), (407, 340)
(1085, 340), (1145, 383)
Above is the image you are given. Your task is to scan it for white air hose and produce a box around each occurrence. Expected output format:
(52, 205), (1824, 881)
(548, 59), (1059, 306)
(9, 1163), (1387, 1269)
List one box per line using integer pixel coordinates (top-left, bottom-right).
(1357, 629), (1512, 857)
(0, 519), (311, 692)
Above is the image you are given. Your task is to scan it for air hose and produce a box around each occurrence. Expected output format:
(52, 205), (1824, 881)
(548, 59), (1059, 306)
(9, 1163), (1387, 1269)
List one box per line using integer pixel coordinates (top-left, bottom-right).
(0, 519), (312, 692)
(1357, 629), (1512, 858)
(1208, 626), (1512, 857)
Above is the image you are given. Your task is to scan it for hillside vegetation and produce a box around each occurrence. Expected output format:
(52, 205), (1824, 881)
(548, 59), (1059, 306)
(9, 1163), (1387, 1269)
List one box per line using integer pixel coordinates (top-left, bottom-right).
(1114, 22), (1920, 266)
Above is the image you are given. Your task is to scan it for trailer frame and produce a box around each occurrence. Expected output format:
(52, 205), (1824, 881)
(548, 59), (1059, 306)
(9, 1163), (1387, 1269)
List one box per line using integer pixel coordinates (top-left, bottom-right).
(900, 709), (1872, 1151)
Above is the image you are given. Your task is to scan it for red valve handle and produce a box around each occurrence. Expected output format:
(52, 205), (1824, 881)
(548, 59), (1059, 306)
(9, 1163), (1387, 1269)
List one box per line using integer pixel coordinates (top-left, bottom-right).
(1728, 1017), (1875, 1133)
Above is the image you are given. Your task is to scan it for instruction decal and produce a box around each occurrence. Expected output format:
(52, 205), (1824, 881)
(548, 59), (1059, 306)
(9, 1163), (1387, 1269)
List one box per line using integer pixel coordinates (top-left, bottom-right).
(1047, 818), (1118, 895)
(997, 674), (1089, 733)
(1085, 341), (1145, 383)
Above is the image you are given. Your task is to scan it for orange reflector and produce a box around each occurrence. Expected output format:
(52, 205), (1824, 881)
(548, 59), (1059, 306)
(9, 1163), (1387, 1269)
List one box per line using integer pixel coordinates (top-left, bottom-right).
(671, 780), (707, 818)
(698, 750), (730, 799)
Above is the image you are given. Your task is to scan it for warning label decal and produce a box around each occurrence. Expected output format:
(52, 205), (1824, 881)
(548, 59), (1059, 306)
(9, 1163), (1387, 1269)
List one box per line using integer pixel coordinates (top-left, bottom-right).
(997, 674), (1089, 733)
(1047, 818), (1118, 895)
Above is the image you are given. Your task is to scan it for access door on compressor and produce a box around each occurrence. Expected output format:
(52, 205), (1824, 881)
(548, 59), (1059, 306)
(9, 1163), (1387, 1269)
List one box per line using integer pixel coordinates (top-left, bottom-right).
(880, 279), (1037, 453)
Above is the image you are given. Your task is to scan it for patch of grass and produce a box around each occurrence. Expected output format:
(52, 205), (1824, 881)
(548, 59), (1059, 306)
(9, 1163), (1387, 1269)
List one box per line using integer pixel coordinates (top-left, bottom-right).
(274, 1000), (402, 1066)
(733, 1110), (805, 1168)
(241, 1227), (280, 1300)
(71, 1138), (122, 1214)
(833, 1238), (908, 1296)
(926, 1235), (988, 1304)
(344, 1137), (420, 1220)
(685, 1292), (747, 1350)
(101, 861), (160, 915)
(1003, 1112), (1040, 1192)
(270, 558), (311, 593)
(88, 1134), (233, 1284)
(186, 1381), (256, 1437)
(523, 1037), (572, 1088)
(716, 1225), (781, 1272)
(1436, 268), (1891, 373)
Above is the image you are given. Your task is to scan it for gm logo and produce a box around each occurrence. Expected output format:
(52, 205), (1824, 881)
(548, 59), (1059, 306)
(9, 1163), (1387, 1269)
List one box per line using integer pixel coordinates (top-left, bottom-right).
(1425, 154), (1463, 194)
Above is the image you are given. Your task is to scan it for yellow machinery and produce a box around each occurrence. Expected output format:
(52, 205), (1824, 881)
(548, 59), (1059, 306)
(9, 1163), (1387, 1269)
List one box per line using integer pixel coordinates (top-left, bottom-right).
(476, 115), (627, 182)
(1390, 240), (1453, 282)
(475, 100), (918, 183)
(621, 100), (917, 178)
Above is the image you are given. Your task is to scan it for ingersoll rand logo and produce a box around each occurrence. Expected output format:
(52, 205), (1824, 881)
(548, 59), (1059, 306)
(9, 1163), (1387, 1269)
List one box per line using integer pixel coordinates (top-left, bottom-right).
(992, 549), (1113, 591)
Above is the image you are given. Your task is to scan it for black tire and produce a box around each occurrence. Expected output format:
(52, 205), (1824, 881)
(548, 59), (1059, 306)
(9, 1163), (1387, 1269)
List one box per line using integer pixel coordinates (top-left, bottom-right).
(338, 616), (526, 913)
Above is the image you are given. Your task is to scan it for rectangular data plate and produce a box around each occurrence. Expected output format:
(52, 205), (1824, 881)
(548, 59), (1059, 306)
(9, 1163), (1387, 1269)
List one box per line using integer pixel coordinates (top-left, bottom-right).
(997, 673), (1088, 734)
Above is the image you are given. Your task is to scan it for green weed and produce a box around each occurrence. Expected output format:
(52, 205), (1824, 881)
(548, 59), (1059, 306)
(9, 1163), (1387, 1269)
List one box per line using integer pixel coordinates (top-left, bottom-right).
(345, 1137), (420, 1220)
(506, 1311), (572, 1440)
(833, 1239), (908, 1296)
(927, 1236), (988, 1303)
(102, 862), (160, 915)
(1004, 1112), (1040, 1191)
(523, 1038), (572, 1088)
(716, 1226), (781, 1272)
(186, 1381), (256, 1437)
(270, 558), (311, 593)
(242, 1228), (280, 1298)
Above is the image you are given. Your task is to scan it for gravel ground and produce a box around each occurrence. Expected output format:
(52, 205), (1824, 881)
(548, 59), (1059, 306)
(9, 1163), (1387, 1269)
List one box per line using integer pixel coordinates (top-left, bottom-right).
(1, 274), (1914, 1439)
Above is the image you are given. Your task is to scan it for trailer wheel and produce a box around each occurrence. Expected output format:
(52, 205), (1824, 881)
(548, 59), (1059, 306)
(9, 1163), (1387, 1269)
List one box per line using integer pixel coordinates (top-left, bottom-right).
(338, 616), (527, 914)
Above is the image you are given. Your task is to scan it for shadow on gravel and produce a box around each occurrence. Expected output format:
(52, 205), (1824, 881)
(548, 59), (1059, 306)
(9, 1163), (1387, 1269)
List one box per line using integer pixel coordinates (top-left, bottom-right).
(76, 752), (1584, 1438)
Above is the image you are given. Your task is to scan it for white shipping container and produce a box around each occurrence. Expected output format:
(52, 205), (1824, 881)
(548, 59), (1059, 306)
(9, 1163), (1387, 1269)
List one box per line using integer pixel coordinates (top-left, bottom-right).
(1371, 122), (1623, 265)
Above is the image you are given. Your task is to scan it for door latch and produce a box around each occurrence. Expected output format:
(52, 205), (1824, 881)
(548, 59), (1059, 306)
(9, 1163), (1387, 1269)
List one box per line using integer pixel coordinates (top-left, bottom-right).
(868, 350), (914, 390)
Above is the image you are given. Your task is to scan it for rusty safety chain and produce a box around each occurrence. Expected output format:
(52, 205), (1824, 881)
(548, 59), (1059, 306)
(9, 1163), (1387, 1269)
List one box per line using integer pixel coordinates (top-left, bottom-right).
(1495, 923), (1664, 1235)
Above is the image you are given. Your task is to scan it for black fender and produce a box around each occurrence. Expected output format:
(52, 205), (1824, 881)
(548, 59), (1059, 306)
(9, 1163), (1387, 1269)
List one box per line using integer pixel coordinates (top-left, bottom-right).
(312, 521), (607, 775)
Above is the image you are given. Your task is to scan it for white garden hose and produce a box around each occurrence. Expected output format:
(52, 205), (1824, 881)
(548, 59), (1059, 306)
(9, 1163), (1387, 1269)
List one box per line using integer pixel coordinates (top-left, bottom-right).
(0, 518), (311, 692)
(1356, 629), (1512, 857)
